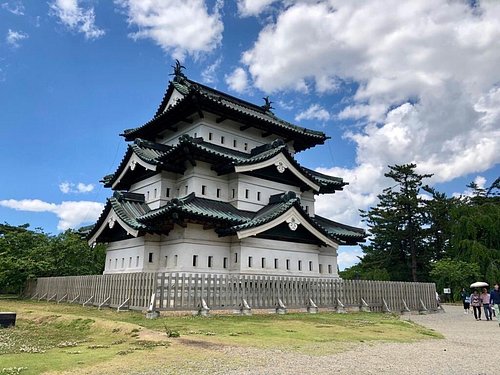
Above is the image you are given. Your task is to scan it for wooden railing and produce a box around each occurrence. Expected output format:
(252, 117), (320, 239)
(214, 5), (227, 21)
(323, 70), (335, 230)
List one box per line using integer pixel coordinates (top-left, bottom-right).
(31, 272), (438, 313)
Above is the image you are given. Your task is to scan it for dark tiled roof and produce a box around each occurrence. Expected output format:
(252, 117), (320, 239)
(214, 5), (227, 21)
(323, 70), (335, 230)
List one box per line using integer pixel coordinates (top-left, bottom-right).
(103, 136), (345, 192)
(122, 75), (328, 152)
(313, 215), (366, 241)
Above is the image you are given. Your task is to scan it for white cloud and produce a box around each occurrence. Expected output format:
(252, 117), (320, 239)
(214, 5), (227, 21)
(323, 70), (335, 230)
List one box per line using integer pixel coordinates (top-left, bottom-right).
(201, 57), (222, 84)
(238, 0), (500, 236)
(295, 104), (330, 122)
(237, 0), (277, 16)
(225, 67), (249, 93)
(452, 175), (488, 198)
(115, 0), (223, 60)
(0, 199), (103, 230)
(2, 1), (25, 15)
(6, 29), (28, 47)
(49, 0), (105, 40)
(59, 181), (94, 194)
(337, 246), (363, 270)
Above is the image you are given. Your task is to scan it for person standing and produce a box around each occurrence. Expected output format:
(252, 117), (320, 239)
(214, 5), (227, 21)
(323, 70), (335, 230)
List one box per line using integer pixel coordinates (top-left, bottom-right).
(480, 288), (492, 321)
(490, 283), (500, 327)
(470, 290), (482, 320)
(460, 288), (470, 314)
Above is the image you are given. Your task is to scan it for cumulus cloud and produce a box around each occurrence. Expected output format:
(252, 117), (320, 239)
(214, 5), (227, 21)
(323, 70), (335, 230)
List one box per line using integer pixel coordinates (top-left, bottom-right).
(59, 181), (95, 194)
(337, 246), (363, 270)
(295, 104), (331, 122)
(2, 1), (25, 15)
(237, 0), (277, 16)
(115, 0), (223, 60)
(238, 0), (500, 232)
(49, 0), (105, 40)
(201, 57), (222, 84)
(225, 67), (249, 93)
(0, 199), (103, 230)
(6, 29), (28, 47)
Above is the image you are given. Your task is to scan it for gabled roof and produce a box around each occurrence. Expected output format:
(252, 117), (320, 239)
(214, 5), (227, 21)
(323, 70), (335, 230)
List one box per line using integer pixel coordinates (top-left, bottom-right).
(87, 192), (157, 244)
(121, 73), (328, 152)
(103, 136), (346, 193)
(88, 190), (365, 247)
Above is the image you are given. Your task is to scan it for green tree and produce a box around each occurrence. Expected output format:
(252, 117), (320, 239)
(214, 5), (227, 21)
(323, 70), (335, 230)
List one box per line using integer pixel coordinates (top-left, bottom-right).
(359, 164), (432, 282)
(0, 223), (105, 294)
(429, 258), (480, 301)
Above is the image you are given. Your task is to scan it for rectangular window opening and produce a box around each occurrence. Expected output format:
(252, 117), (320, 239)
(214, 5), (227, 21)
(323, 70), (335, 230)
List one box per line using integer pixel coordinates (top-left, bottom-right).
(233, 139), (237, 148)
(136, 256), (139, 267)
(319, 264), (323, 274)
(193, 255), (198, 267)
(220, 136), (225, 144)
(148, 252), (153, 263)
(286, 259), (290, 270)
(121, 258), (124, 268)
(174, 255), (178, 266)
(208, 256), (213, 268)
(245, 189), (249, 199)
(165, 256), (168, 267)
(248, 256), (253, 268)
(309, 261), (313, 271)
(274, 258), (278, 269)
(202, 185), (207, 195)
(328, 264), (332, 274)
(208, 132), (213, 141)
(261, 257), (266, 268)
(257, 191), (261, 201)
(231, 189), (236, 199)
(298, 260), (302, 271)
(235, 253), (238, 263)
(216, 188), (221, 198)
(223, 257), (228, 269)
(244, 142), (248, 151)
(166, 188), (170, 197)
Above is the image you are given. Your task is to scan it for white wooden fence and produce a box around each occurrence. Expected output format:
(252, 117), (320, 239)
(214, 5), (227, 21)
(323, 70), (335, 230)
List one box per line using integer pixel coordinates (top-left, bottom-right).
(31, 272), (438, 313)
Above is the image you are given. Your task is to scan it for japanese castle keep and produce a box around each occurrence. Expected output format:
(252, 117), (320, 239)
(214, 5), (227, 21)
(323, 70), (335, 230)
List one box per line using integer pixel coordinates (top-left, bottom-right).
(88, 62), (365, 278)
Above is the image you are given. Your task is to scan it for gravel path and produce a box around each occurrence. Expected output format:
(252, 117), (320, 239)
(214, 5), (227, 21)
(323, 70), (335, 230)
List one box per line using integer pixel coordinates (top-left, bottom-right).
(130, 305), (500, 375)
(218, 304), (500, 375)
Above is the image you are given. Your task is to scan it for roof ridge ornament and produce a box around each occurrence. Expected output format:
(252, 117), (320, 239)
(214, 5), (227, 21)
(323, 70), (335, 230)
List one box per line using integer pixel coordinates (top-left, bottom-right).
(262, 96), (274, 112)
(170, 59), (186, 82)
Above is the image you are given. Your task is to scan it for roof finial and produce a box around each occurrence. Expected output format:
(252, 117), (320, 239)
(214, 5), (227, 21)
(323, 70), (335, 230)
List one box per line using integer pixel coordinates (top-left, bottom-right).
(170, 59), (186, 80)
(262, 96), (274, 112)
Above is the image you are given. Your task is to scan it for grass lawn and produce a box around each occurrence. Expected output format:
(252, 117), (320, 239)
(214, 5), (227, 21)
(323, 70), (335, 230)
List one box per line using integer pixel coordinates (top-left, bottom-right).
(0, 297), (442, 375)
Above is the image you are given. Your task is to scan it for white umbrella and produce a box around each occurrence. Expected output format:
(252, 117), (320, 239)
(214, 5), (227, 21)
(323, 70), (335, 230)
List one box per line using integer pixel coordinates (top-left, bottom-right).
(470, 281), (489, 288)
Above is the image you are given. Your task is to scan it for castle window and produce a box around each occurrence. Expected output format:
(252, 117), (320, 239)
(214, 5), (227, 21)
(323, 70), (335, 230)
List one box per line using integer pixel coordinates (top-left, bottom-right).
(129, 257), (132, 267)
(165, 256), (168, 267)
(136, 256), (139, 267)
(109, 259), (112, 269)
(185, 185), (188, 194)
(121, 258), (124, 268)
(216, 188), (221, 198)
(115, 259), (118, 268)
(274, 258), (278, 269)
(166, 188), (170, 197)
(248, 256), (253, 268)
(174, 255), (178, 266)
(148, 253), (153, 263)
(257, 192), (261, 201)
(231, 189), (236, 199)
(319, 264), (323, 274)
(194, 132), (197, 138)
(208, 132), (213, 141)
(147, 191), (150, 200)
(245, 189), (249, 199)
(223, 257), (228, 269)
(193, 255), (198, 267)
(202, 185), (207, 195)
(233, 139), (237, 148)
(298, 260), (302, 271)
(261, 257), (266, 268)
(220, 135), (225, 144)
(305, 206), (309, 213)
(154, 188), (157, 198)
(309, 261), (313, 271)
(244, 142), (248, 151)
(328, 264), (332, 274)
(235, 253), (238, 263)
(208, 256), (213, 268)
(286, 259), (290, 270)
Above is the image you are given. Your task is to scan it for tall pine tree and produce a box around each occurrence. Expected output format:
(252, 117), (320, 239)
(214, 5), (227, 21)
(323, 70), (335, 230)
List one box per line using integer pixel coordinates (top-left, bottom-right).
(359, 164), (432, 282)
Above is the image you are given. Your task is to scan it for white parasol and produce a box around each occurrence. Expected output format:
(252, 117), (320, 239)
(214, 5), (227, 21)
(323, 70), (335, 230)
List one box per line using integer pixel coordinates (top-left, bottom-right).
(470, 281), (489, 288)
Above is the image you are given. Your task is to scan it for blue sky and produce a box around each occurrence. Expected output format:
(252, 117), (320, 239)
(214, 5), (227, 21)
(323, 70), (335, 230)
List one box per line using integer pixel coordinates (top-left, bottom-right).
(1, 1), (499, 269)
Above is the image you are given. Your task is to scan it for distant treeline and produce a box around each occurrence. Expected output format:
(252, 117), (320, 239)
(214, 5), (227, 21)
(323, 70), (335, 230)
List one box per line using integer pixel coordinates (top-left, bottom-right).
(340, 164), (500, 301)
(0, 224), (105, 294)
